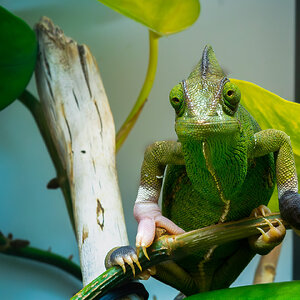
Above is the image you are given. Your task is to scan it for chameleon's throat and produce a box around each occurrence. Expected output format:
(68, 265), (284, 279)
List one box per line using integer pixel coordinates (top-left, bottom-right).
(198, 141), (231, 291)
(202, 141), (231, 223)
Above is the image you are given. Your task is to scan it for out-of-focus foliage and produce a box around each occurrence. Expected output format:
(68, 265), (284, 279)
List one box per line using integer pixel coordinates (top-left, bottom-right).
(232, 79), (300, 212)
(96, 0), (200, 36)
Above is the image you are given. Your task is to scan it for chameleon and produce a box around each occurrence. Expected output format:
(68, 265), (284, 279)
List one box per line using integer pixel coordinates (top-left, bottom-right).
(106, 45), (300, 297)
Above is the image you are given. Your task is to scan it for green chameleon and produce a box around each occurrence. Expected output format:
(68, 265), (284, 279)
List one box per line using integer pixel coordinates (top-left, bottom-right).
(106, 45), (300, 297)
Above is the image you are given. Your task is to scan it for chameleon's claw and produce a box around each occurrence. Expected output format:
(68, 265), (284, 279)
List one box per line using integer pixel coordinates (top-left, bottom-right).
(260, 206), (271, 217)
(250, 205), (271, 218)
(132, 254), (142, 272)
(115, 256), (126, 274)
(275, 218), (284, 227)
(124, 255), (136, 276)
(142, 245), (150, 260)
(136, 246), (140, 258)
(263, 217), (273, 228)
(256, 226), (269, 242)
(262, 217), (286, 241)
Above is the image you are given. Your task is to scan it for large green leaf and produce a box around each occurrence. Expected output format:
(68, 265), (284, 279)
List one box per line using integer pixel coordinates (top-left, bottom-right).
(0, 6), (37, 110)
(97, 0), (200, 36)
(231, 79), (300, 211)
(186, 281), (300, 300)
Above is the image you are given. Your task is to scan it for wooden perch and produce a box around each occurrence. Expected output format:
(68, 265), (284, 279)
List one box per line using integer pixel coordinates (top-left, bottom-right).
(71, 214), (290, 300)
(34, 17), (128, 286)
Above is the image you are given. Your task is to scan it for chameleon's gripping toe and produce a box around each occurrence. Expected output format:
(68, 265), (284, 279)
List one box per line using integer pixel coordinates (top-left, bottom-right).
(248, 205), (286, 255)
(279, 191), (300, 231)
(250, 205), (271, 218)
(105, 246), (142, 276)
(134, 202), (185, 257)
(136, 245), (150, 261)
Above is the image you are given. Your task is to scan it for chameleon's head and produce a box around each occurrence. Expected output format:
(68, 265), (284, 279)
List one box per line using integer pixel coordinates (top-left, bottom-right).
(169, 45), (241, 142)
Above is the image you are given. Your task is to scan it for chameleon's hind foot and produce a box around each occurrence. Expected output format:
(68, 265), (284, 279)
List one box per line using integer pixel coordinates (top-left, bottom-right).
(105, 246), (142, 276)
(256, 218), (285, 244)
(105, 246), (156, 280)
(248, 205), (286, 255)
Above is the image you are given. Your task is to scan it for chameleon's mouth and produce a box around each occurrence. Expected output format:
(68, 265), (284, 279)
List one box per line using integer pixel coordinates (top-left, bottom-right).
(175, 119), (240, 140)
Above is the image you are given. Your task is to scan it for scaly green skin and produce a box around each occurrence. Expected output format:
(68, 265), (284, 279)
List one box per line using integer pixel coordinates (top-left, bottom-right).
(107, 45), (299, 297)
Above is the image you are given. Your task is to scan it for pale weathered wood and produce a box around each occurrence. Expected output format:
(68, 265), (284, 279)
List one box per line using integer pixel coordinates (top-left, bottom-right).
(34, 17), (128, 286)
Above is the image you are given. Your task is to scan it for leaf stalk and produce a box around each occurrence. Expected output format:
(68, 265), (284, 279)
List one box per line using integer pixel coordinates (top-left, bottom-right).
(116, 30), (160, 151)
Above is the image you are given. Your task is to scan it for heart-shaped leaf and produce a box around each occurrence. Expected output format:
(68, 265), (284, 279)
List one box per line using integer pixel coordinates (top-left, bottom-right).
(97, 0), (200, 36)
(231, 79), (300, 212)
(0, 6), (37, 110)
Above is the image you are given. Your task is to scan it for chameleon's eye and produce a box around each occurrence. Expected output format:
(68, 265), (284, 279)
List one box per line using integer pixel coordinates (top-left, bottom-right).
(170, 97), (184, 115)
(169, 84), (185, 116)
(222, 82), (241, 113)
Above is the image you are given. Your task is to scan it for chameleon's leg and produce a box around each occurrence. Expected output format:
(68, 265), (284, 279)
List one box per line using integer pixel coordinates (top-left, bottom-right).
(250, 129), (300, 229)
(248, 205), (286, 255)
(211, 205), (285, 290)
(152, 260), (198, 296)
(134, 141), (186, 254)
(210, 240), (256, 290)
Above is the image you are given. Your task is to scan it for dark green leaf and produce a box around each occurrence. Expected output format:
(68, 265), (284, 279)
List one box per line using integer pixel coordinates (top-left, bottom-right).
(0, 6), (37, 110)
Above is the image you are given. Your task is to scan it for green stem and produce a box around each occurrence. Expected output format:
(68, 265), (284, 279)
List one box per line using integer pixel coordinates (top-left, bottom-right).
(116, 30), (160, 152)
(71, 214), (289, 300)
(0, 234), (81, 280)
(18, 90), (75, 231)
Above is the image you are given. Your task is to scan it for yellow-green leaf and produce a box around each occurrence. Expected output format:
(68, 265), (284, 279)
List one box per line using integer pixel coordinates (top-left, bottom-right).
(97, 0), (200, 36)
(231, 79), (300, 212)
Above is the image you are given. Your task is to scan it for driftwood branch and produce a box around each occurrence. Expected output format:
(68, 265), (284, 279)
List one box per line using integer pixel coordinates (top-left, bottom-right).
(71, 214), (290, 300)
(34, 17), (128, 285)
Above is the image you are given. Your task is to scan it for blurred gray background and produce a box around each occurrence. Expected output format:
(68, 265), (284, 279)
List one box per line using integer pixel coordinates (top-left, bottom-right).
(0, 0), (295, 299)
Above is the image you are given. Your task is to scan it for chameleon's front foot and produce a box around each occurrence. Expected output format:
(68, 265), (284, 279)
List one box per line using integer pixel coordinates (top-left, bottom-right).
(279, 191), (300, 231)
(248, 205), (286, 255)
(134, 202), (185, 256)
